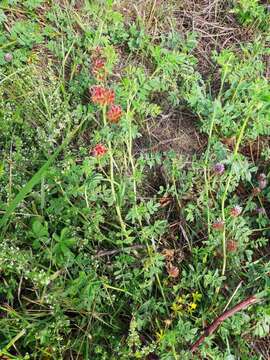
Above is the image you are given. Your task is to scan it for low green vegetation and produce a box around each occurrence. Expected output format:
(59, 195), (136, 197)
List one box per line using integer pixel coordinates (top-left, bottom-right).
(0, 0), (270, 359)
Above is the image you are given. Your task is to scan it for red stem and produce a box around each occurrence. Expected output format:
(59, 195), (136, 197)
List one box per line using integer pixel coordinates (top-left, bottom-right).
(190, 295), (259, 353)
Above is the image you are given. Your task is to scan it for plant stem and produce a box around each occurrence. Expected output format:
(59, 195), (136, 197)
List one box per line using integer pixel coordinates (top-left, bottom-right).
(203, 56), (232, 236)
(190, 295), (259, 353)
(221, 110), (252, 276)
(102, 106), (128, 238)
(125, 100), (142, 227)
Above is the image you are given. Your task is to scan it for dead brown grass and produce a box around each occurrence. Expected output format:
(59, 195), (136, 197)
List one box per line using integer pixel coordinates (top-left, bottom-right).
(134, 109), (205, 156)
(247, 335), (270, 360)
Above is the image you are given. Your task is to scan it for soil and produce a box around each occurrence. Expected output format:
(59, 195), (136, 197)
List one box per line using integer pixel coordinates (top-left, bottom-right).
(134, 109), (205, 156)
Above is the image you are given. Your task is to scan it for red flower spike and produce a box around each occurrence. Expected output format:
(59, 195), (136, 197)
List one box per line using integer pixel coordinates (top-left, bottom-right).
(227, 240), (238, 252)
(92, 58), (107, 80)
(91, 86), (106, 105)
(93, 58), (105, 70)
(230, 205), (242, 217)
(90, 86), (115, 106)
(92, 144), (107, 157)
(167, 264), (179, 278)
(105, 89), (115, 105)
(107, 105), (122, 123)
(212, 220), (225, 231)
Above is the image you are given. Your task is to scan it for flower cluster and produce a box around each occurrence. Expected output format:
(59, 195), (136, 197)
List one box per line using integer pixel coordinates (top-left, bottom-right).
(227, 239), (237, 252)
(92, 144), (107, 157)
(258, 173), (267, 189)
(213, 162), (225, 175)
(212, 220), (225, 231)
(171, 292), (201, 316)
(107, 104), (122, 123)
(90, 86), (115, 106)
(91, 47), (107, 80)
(230, 205), (242, 217)
(90, 47), (123, 157)
(90, 86), (123, 124)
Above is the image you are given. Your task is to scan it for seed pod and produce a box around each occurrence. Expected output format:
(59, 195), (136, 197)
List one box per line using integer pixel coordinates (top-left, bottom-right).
(159, 196), (172, 207)
(162, 249), (175, 261)
(164, 319), (172, 327)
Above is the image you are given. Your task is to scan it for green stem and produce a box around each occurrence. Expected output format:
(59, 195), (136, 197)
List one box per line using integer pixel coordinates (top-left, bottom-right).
(221, 110), (252, 276)
(203, 107), (216, 237)
(125, 101), (142, 227)
(0, 329), (26, 355)
(203, 56), (233, 237)
(102, 106), (127, 237)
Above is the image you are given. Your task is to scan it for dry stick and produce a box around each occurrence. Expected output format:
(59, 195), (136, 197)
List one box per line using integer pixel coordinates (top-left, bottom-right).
(190, 295), (259, 353)
(94, 244), (146, 258)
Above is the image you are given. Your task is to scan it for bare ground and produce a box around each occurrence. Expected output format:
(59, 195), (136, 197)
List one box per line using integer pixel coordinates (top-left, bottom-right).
(134, 109), (205, 156)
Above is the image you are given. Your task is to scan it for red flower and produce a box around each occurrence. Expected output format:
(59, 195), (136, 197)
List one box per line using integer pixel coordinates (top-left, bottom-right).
(92, 58), (107, 80)
(212, 220), (225, 231)
(107, 105), (122, 123)
(93, 58), (105, 70)
(230, 205), (242, 217)
(105, 89), (115, 105)
(92, 144), (107, 157)
(90, 86), (115, 106)
(167, 264), (179, 278)
(90, 47), (107, 80)
(213, 163), (225, 175)
(227, 240), (237, 252)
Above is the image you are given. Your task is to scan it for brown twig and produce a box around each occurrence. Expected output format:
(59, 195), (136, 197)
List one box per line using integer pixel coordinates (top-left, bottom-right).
(190, 295), (260, 353)
(94, 244), (146, 258)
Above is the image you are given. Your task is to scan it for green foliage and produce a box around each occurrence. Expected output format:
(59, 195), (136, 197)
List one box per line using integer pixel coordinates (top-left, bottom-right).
(233, 0), (270, 30)
(10, 20), (43, 47)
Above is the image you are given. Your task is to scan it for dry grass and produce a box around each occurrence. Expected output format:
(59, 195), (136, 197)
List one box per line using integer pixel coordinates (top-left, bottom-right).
(134, 109), (205, 156)
(248, 335), (270, 360)
(119, 0), (257, 77)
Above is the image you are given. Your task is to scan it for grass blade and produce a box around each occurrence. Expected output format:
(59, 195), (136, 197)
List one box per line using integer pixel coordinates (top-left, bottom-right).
(0, 118), (87, 234)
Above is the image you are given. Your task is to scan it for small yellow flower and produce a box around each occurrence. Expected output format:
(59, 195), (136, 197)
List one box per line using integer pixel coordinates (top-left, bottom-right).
(171, 302), (183, 314)
(188, 302), (197, 313)
(192, 291), (202, 302)
(176, 296), (185, 304)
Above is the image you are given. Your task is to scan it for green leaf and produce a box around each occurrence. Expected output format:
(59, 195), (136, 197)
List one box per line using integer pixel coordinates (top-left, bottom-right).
(0, 118), (88, 234)
(0, 10), (7, 24)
